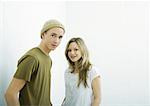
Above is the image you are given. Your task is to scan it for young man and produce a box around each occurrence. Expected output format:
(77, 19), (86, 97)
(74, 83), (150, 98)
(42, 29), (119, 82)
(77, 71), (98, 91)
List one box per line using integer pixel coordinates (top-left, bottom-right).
(5, 19), (65, 106)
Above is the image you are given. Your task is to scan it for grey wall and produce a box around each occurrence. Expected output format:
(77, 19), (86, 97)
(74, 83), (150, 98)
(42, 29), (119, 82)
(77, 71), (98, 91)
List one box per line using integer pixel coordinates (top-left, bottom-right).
(0, 1), (149, 106)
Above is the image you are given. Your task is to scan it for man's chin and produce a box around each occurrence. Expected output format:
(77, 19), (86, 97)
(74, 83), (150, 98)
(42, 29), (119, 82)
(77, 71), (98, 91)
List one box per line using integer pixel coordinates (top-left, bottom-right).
(51, 48), (56, 51)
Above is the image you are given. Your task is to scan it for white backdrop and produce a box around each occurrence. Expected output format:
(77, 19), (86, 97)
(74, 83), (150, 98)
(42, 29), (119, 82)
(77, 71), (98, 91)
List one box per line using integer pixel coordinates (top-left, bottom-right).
(0, 1), (149, 106)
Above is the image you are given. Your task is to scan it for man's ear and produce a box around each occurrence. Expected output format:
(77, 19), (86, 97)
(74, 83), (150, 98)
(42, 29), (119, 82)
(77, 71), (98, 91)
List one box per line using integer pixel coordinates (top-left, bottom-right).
(41, 32), (46, 39)
(41, 34), (44, 39)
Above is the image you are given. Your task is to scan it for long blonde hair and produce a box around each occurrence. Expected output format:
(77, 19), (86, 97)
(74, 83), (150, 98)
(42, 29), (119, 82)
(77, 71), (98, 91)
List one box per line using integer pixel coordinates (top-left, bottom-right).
(65, 37), (91, 88)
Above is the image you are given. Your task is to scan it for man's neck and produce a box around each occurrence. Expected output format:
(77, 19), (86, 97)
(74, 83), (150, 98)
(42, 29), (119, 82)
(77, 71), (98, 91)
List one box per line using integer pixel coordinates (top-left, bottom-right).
(38, 43), (50, 56)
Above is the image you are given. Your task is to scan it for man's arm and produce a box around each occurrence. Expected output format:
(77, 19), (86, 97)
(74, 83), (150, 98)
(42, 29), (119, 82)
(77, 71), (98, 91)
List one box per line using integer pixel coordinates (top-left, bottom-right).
(5, 78), (26, 106)
(92, 76), (101, 106)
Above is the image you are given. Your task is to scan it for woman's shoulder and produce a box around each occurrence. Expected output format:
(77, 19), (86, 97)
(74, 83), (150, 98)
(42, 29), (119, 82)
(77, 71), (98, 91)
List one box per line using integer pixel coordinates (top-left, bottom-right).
(88, 65), (101, 76)
(65, 67), (72, 74)
(89, 65), (99, 72)
(88, 65), (102, 82)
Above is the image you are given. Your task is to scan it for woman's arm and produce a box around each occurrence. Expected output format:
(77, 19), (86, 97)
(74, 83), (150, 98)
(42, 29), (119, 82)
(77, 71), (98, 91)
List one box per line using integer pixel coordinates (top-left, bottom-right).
(92, 76), (101, 106)
(5, 78), (26, 106)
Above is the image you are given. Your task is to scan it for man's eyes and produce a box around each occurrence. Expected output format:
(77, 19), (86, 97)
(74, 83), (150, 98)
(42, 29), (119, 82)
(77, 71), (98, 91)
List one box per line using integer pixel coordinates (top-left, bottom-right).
(51, 34), (63, 39)
(51, 34), (56, 37)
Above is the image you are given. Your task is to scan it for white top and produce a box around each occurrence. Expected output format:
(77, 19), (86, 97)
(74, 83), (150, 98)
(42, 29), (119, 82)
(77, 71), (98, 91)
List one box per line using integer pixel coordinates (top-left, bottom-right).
(63, 66), (100, 106)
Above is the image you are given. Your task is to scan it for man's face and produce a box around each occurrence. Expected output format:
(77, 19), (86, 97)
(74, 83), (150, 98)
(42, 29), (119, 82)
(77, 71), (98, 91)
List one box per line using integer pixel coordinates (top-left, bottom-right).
(42, 27), (64, 51)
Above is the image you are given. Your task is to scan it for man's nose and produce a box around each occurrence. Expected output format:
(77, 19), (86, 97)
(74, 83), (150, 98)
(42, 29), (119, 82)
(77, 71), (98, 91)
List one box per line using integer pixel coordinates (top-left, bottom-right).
(54, 37), (60, 44)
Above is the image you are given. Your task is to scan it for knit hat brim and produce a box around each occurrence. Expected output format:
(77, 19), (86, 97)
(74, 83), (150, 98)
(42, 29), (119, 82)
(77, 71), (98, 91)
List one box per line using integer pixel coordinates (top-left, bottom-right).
(41, 19), (65, 37)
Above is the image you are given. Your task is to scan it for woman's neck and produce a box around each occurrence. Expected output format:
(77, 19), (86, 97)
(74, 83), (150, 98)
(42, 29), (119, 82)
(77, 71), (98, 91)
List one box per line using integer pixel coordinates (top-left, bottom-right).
(74, 63), (79, 73)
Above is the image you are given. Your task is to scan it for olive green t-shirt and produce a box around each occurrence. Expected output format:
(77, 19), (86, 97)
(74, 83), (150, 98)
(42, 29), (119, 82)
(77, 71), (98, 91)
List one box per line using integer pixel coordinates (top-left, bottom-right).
(14, 47), (52, 106)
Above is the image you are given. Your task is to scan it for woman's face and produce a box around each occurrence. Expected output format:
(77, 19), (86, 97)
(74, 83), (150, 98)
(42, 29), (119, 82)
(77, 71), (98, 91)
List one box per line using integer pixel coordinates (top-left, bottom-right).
(67, 42), (82, 62)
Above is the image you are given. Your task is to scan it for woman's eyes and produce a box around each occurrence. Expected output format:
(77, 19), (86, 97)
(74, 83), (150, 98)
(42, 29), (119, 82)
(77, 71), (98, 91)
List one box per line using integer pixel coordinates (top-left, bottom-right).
(68, 49), (78, 52)
(68, 49), (71, 52)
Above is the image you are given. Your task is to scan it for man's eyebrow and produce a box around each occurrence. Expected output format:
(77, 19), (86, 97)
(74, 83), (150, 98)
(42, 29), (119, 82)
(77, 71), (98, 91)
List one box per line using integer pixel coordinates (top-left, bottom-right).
(51, 33), (57, 35)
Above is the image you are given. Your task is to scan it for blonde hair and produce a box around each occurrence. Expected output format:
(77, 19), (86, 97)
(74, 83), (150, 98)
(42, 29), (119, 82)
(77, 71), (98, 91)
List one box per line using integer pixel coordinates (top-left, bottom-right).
(65, 37), (91, 88)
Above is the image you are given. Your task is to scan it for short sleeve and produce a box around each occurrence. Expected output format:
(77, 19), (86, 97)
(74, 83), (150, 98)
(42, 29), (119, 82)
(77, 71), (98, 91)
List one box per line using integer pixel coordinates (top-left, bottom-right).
(14, 55), (38, 82)
(89, 66), (101, 83)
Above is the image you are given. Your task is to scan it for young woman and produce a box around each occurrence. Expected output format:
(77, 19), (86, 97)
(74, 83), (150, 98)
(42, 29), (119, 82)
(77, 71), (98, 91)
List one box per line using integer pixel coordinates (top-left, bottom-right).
(62, 37), (101, 106)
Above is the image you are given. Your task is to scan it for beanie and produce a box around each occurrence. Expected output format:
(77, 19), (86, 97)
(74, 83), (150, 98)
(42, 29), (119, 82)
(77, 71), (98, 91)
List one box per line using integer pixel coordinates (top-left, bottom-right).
(41, 19), (65, 37)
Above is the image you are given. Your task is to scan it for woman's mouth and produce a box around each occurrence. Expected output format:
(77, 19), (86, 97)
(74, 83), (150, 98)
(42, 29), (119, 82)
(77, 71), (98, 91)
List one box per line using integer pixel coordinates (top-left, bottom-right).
(71, 56), (77, 59)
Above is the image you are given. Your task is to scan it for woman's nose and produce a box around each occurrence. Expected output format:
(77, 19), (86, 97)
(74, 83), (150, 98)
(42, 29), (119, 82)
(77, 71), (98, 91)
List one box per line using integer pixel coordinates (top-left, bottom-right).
(70, 50), (75, 55)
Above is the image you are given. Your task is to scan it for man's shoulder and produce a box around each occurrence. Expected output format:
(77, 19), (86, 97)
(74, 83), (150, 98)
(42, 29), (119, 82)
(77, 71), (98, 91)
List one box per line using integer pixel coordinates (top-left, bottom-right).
(26, 47), (39, 54)
(17, 47), (39, 63)
(24, 47), (42, 58)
